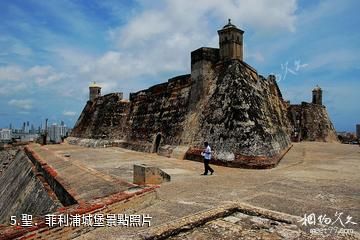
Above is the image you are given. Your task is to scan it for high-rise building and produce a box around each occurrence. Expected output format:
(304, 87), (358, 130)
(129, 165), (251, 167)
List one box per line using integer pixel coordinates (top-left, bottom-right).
(0, 129), (12, 142)
(48, 123), (68, 143)
(25, 121), (30, 133)
(49, 124), (61, 143)
(356, 124), (360, 139)
(59, 124), (68, 137)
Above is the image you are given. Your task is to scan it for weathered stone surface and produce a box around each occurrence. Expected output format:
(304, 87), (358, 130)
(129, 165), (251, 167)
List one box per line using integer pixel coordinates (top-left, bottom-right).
(138, 202), (322, 240)
(288, 102), (338, 142)
(187, 61), (292, 167)
(0, 148), (18, 176)
(0, 150), (60, 224)
(71, 92), (129, 140)
(66, 137), (125, 148)
(128, 74), (192, 149)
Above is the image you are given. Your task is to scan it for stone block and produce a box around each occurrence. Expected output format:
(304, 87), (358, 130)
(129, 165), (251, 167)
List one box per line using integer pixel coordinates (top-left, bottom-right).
(170, 146), (190, 159)
(133, 164), (170, 185)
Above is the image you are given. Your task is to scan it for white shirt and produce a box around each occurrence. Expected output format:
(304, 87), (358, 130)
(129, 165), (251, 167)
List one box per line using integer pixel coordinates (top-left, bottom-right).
(204, 145), (211, 160)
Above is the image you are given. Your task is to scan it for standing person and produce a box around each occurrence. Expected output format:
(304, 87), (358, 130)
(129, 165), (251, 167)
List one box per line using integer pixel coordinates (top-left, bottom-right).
(201, 141), (214, 175)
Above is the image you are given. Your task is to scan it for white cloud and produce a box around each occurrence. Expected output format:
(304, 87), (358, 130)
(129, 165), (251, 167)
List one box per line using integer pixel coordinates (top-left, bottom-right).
(51, 47), (95, 68)
(8, 99), (33, 110)
(0, 64), (66, 87)
(27, 65), (53, 76)
(63, 111), (77, 117)
(115, 0), (297, 49)
(0, 65), (24, 81)
(0, 82), (27, 96)
(1, 0), (297, 102)
(83, 0), (299, 94)
(34, 72), (67, 86)
(28, 65), (68, 86)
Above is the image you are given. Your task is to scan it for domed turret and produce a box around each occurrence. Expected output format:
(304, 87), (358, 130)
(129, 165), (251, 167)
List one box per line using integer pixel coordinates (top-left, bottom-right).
(89, 82), (101, 102)
(222, 19), (237, 29)
(217, 19), (244, 61)
(312, 85), (322, 105)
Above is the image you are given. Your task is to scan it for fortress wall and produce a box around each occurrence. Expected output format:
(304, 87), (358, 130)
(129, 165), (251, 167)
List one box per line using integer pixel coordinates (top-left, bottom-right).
(263, 75), (293, 142)
(190, 47), (219, 65)
(186, 60), (292, 168)
(70, 59), (337, 168)
(71, 75), (192, 152)
(71, 93), (130, 139)
(127, 74), (192, 151)
(288, 103), (338, 142)
(70, 60), (293, 168)
(179, 48), (220, 146)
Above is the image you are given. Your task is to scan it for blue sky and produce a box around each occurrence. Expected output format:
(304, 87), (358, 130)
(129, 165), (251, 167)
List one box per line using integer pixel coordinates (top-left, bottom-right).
(0, 0), (359, 131)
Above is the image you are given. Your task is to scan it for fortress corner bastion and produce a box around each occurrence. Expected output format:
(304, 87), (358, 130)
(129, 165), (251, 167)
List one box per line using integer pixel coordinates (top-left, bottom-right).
(70, 20), (337, 169)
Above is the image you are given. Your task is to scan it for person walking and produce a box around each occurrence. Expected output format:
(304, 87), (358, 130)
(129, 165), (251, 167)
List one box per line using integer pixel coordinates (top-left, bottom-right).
(201, 141), (214, 175)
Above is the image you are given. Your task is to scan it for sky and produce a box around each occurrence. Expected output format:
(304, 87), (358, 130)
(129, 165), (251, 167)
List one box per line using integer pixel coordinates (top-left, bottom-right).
(0, 0), (359, 132)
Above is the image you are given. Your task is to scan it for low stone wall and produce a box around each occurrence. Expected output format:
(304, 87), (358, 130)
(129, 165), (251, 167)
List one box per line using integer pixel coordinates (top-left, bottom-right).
(66, 137), (124, 148)
(67, 137), (183, 158)
(185, 144), (292, 169)
(67, 137), (154, 153)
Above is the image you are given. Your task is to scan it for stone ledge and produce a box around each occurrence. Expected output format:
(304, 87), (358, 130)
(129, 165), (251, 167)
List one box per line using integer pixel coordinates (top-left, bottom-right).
(185, 144), (293, 169)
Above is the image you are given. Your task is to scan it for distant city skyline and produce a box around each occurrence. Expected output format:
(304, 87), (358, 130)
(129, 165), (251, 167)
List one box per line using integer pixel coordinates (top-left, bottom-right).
(1, 120), (68, 130)
(0, 120), (69, 144)
(0, 0), (359, 131)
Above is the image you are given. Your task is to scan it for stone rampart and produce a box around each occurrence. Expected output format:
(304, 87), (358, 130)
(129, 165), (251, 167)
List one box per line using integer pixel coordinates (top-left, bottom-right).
(288, 102), (338, 142)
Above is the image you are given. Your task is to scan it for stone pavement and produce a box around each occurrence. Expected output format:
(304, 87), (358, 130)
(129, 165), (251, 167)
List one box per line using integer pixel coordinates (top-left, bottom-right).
(27, 143), (135, 203)
(37, 142), (359, 239)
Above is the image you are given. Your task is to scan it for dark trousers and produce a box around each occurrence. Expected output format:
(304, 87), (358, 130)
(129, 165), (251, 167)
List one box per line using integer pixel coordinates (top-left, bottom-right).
(203, 159), (214, 174)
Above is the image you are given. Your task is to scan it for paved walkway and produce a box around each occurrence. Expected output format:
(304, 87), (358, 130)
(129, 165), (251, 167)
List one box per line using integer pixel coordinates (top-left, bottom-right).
(36, 142), (360, 239)
(29, 144), (134, 203)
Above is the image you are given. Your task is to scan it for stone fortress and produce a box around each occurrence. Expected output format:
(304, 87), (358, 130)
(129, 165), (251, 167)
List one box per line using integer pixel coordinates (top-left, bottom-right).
(70, 19), (338, 169)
